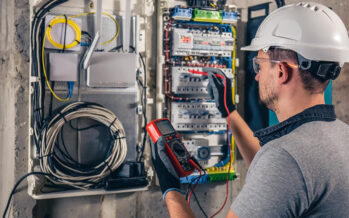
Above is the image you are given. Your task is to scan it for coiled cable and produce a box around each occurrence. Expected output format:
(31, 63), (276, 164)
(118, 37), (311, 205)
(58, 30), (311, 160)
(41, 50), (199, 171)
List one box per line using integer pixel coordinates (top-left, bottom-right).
(46, 16), (82, 50)
(39, 102), (127, 189)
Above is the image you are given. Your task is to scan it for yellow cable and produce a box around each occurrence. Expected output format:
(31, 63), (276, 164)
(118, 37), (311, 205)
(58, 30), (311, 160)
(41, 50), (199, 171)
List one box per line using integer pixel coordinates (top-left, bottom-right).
(231, 25), (237, 76)
(230, 25), (237, 166)
(69, 12), (120, 45)
(47, 17), (81, 50)
(43, 12), (120, 101)
(42, 28), (70, 102)
(47, 12), (119, 49)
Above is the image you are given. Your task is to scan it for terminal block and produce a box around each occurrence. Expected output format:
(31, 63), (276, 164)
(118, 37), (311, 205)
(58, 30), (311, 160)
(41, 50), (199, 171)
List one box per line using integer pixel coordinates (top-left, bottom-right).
(222, 11), (239, 24)
(207, 165), (236, 182)
(192, 8), (222, 23)
(171, 7), (192, 21)
(180, 165), (236, 184)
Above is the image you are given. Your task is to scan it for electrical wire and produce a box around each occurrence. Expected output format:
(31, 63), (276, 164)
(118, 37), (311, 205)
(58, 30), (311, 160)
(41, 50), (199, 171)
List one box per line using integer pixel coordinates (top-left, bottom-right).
(187, 171), (203, 205)
(162, 18), (236, 216)
(42, 26), (74, 102)
(181, 25), (237, 218)
(69, 12), (120, 46)
(39, 102), (127, 189)
(2, 172), (51, 218)
(41, 10), (121, 102)
(163, 19), (193, 102)
(137, 52), (148, 162)
(209, 27), (236, 217)
(107, 44), (147, 161)
(31, 0), (69, 164)
(185, 173), (208, 218)
(46, 16), (82, 50)
(230, 25), (237, 164)
(185, 24), (237, 218)
(192, 190), (208, 218)
(46, 12), (119, 49)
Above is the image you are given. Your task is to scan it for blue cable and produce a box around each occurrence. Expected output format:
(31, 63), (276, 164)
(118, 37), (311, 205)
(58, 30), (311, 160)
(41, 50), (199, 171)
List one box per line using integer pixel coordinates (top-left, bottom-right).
(80, 42), (90, 46)
(67, 81), (74, 99)
(214, 130), (232, 167)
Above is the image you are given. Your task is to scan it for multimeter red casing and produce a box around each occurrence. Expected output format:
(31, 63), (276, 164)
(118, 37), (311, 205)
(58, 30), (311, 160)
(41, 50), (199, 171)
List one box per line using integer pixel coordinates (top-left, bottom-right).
(146, 118), (195, 177)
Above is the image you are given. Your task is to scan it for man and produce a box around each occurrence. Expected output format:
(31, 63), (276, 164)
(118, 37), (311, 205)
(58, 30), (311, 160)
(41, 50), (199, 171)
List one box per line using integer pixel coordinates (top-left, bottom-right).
(150, 2), (349, 217)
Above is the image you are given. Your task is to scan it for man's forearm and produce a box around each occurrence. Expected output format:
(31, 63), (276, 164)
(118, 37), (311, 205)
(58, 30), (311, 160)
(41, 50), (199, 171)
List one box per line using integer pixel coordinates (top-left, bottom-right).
(165, 191), (195, 218)
(226, 110), (260, 166)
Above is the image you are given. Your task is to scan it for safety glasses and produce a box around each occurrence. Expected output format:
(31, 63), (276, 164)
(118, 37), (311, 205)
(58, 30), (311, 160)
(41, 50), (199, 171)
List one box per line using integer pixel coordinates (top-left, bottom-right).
(252, 57), (299, 74)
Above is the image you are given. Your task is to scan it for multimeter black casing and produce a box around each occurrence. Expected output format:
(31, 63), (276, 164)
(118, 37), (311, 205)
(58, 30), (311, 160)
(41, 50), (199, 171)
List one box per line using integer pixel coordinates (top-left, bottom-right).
(146, 118), (195, 177)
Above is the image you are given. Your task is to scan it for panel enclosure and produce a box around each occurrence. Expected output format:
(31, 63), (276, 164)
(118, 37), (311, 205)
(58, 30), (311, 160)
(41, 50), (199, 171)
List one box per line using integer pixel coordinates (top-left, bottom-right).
(156, 1), (239, 184)
(28, 0), (151, 199)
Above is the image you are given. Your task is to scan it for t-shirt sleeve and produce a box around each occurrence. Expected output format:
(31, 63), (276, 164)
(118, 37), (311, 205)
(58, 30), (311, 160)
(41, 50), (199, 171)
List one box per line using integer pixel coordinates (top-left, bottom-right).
(231, 147), (309, 218)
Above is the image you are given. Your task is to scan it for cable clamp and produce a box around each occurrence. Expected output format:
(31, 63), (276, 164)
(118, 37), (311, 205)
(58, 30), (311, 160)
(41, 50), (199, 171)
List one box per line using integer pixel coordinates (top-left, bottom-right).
(137, 105), (143, 115)
(58, 112), (68, 123)
(108, 118), (117, 129)
(30, 76), (40, 83)
(136, 144), (142, 153)
(38, 152), (54, 159)
(103, 160), (113, 175)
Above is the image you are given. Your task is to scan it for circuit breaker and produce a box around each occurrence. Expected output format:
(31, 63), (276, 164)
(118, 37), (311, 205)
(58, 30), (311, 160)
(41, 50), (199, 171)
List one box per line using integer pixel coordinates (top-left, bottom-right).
(157, 2), (239, 184)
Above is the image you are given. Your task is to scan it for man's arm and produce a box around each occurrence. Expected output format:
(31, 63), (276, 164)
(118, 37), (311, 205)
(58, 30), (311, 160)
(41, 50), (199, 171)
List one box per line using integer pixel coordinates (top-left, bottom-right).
(226, 111), (260, 166)
(150, 138), (196, 217)
(165, 191), (195, 218)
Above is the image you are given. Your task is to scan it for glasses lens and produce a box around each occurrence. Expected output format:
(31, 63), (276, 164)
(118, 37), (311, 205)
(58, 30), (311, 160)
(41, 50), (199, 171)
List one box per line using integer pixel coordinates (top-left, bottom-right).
(252, 57), (260, 74)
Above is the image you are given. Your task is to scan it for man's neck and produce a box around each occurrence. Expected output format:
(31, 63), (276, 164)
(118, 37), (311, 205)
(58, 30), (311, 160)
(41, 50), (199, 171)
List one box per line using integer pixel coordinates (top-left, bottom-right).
(275, 93), (325, 122)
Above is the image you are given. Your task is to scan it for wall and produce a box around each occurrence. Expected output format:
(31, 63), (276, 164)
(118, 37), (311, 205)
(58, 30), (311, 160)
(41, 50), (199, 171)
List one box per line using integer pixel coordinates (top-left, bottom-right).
(0, 0), (348, 217)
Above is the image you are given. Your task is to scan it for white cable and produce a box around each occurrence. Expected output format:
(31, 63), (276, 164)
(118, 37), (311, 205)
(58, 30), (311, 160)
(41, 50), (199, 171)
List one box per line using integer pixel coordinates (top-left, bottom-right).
(39, 102), (127, 189)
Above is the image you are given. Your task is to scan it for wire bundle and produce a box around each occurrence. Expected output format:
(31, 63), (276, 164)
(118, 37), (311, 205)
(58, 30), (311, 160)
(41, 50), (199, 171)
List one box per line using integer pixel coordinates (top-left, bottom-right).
(46, 16), (82, 50)
(39, 102), (127, 189)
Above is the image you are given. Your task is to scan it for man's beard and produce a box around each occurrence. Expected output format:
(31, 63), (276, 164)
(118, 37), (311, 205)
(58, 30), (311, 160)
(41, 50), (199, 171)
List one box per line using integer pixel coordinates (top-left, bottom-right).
(259, 82), (278, 112)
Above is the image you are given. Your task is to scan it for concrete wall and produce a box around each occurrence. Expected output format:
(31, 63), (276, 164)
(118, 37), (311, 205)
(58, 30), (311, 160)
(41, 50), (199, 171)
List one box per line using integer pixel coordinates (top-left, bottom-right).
(0, 0), (348, 217)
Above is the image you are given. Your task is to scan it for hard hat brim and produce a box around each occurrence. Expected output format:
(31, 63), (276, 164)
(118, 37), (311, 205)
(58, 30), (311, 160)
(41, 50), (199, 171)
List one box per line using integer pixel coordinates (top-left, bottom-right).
(241, 44), (264, 51)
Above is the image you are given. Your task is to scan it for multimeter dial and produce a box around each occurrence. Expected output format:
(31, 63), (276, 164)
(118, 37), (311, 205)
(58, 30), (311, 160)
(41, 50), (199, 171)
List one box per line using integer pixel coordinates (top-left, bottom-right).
(146, 118), (196, 177)
(170, 140), (186, 158)
(168, 139), (194, 172)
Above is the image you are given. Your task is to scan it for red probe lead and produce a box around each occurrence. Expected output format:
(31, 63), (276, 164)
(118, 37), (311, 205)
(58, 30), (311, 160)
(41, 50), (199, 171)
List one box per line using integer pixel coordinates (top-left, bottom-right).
(187, 69), (233, 218)
(187, 69), (225, 79)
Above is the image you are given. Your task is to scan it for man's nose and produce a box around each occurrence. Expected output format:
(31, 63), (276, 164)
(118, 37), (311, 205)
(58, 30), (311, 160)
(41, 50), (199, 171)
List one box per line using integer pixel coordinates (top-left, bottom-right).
(255, 72), (260, 81)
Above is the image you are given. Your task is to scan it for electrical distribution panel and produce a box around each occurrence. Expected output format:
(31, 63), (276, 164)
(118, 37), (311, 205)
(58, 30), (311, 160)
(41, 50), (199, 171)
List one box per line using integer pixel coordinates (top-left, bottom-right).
(27, 0), (240, 200)
(28, 0), (150, 199)
(158, 3), (239, 184)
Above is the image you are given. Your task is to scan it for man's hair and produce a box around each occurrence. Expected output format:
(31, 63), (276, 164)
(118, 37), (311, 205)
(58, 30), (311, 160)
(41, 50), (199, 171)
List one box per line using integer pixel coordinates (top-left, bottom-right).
(267, 47), (329, 94)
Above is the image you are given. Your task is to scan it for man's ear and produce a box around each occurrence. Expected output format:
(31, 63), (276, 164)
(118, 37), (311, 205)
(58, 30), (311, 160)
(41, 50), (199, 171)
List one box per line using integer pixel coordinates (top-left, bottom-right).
(278, 62), (292, 84)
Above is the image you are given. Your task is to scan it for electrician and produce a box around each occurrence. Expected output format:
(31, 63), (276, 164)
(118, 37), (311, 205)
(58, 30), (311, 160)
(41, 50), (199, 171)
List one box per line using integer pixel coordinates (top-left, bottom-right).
(150, 2), (349, 217)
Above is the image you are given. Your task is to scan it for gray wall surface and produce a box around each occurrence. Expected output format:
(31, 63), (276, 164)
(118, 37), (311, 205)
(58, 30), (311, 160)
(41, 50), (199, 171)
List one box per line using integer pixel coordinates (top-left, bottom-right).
(0, 0), (348, 217)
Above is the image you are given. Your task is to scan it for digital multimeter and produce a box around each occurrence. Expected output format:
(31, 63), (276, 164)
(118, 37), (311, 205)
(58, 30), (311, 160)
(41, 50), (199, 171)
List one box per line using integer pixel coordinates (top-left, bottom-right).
(146, 118), (196, 177)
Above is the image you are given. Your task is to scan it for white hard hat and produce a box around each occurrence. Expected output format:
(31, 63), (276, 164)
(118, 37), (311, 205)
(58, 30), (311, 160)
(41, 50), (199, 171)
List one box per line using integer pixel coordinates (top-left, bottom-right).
(242, 2), (349, 64)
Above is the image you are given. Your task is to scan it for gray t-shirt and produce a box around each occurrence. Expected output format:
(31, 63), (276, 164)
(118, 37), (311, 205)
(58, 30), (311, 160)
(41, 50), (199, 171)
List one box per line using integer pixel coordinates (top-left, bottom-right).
(231, 119), (349, 217)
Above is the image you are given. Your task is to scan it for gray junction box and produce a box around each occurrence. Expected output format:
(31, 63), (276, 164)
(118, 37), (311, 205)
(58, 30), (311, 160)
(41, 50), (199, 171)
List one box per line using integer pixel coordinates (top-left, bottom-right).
(87, 53), (137, 88)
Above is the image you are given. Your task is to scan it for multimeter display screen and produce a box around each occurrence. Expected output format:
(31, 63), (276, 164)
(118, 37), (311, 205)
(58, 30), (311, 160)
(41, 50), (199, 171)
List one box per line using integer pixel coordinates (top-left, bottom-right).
(156, 120), (176, 135)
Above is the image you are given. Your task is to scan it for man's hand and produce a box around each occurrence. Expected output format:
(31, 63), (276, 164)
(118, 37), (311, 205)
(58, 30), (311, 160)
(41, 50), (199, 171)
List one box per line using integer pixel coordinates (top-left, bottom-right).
(150, 137), (184, 199)
(205, 68), (236, 118)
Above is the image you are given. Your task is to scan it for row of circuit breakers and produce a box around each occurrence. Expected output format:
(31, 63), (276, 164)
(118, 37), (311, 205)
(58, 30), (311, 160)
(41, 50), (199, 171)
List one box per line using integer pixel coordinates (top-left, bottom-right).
(28, 0), (238, 199)
(163, 6), (238, 184)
